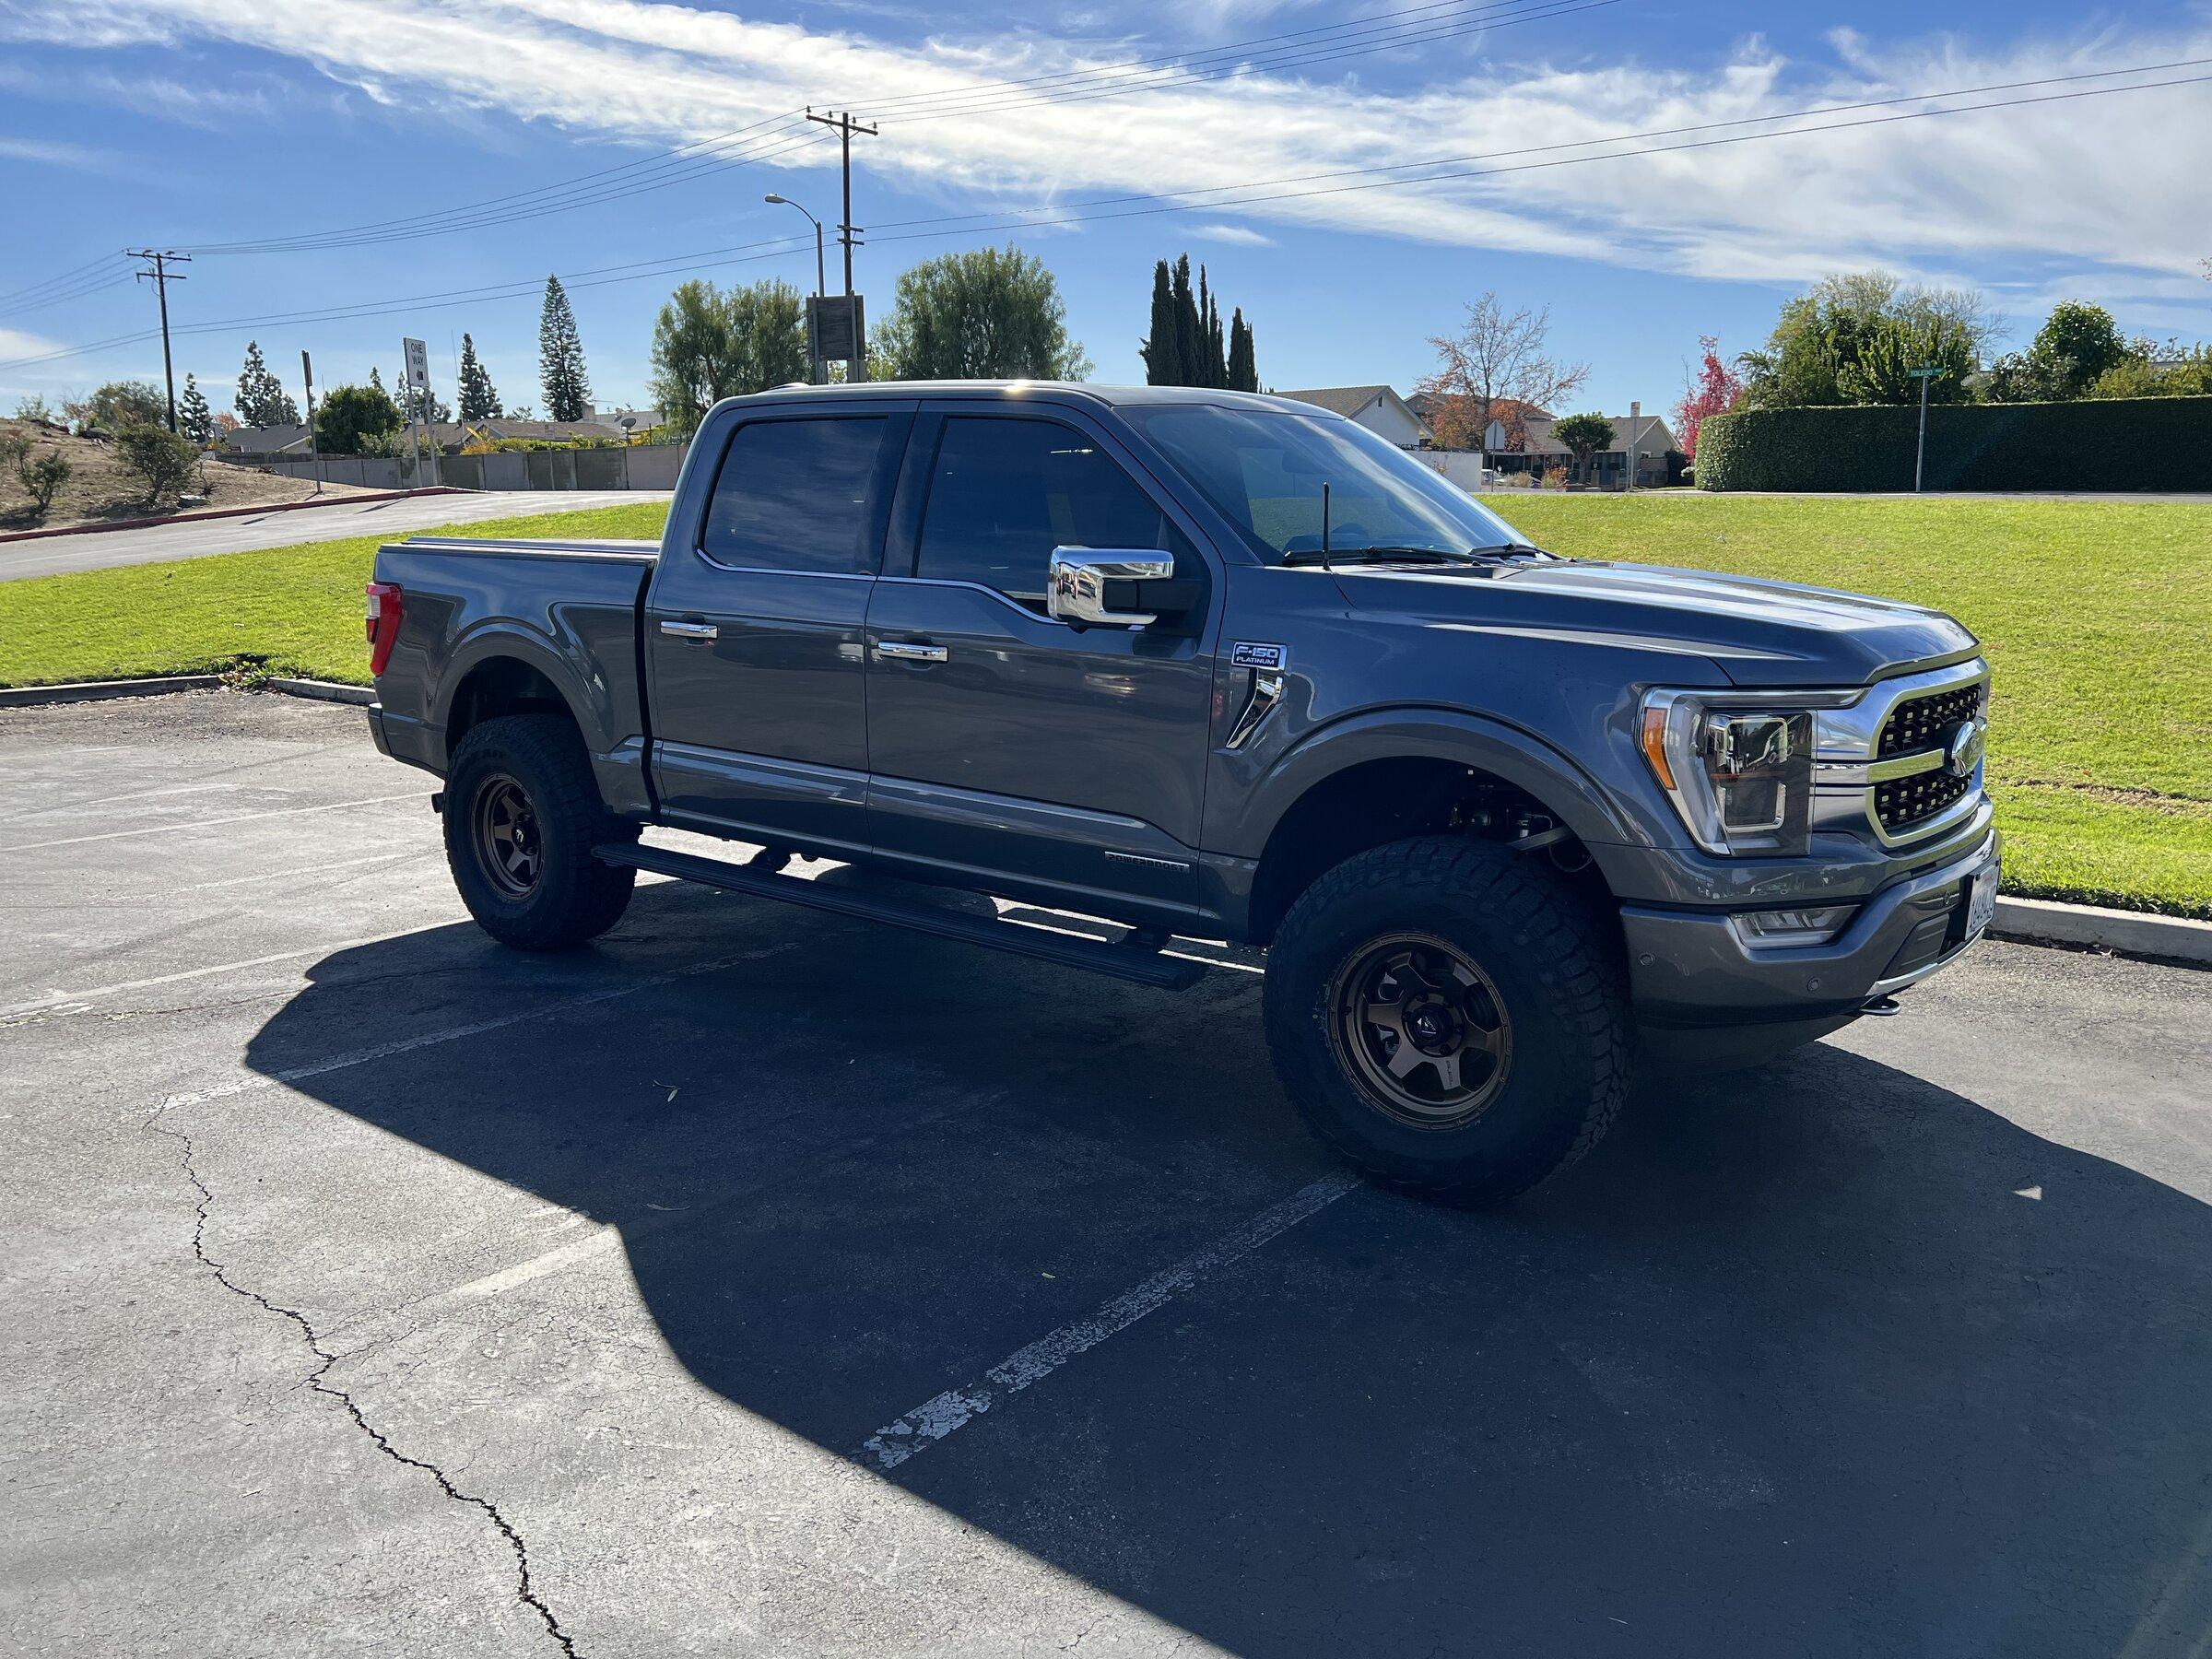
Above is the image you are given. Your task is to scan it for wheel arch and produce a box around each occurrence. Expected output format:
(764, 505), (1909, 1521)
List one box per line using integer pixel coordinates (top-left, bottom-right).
(1234, 711), (1641, 945)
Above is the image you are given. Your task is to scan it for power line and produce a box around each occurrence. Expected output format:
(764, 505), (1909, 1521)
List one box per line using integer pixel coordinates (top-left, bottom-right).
(5, 62), (2206, 377)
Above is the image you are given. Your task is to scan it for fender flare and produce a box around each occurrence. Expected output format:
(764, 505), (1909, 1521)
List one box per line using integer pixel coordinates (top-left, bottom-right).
(1222, 705), (1646, 864)
(431, 623), (613, 759)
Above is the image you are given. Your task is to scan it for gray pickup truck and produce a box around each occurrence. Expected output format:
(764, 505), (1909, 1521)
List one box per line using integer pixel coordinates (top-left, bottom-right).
(366, 382), (1997, 1201)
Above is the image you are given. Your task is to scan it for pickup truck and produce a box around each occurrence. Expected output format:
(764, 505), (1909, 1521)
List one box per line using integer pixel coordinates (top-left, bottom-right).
(366, 382), (1998, 1202)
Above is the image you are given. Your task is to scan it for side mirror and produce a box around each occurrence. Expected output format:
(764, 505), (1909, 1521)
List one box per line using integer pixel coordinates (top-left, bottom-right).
(1047, 547), (1175, 628)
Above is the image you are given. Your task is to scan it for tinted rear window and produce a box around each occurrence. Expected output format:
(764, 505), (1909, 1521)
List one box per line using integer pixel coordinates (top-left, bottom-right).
(701, 417), (887, 574)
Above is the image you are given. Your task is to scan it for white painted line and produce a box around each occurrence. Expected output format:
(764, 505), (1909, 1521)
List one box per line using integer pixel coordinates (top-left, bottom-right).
(181, 850), (427, 891)
(859, 1170), (1360, 1471)
(448, 1226), (624, 1301)
(0, 926), (428, 1019)
(0, 790), (433, 853)
(160, 944), (789, 1111)
(0, 781), (248, 824)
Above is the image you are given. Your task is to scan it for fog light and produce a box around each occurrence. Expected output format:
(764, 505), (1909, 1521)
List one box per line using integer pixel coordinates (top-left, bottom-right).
(1729, 906), (1855, 947)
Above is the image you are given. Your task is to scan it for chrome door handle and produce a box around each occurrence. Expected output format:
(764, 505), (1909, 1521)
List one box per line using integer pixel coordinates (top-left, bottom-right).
(874, 641), (949, 664)
(660, 620), (719, 642)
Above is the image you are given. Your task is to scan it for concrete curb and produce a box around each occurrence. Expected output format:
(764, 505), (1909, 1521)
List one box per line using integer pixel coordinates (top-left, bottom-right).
(262, 677), (376, 707)
(0, 486), (470, 545)
(0, 675), (223, 706)
(1992, 897), (2212, 967)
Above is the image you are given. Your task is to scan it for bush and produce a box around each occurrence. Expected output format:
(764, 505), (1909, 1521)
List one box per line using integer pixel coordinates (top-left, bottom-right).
(1696, 397), (2212, 492)
(115, 425), (197, 504)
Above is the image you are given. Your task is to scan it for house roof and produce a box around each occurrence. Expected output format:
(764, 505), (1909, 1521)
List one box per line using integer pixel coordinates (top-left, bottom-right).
(1276, 384), (1399, 418)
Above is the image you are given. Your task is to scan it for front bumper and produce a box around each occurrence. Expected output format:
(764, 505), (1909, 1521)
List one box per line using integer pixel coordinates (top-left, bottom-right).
(1623, 827), (2000, 1030)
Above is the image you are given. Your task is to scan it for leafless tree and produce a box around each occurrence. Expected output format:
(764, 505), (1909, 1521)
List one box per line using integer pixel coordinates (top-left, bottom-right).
(1416, 293), (1589, 452)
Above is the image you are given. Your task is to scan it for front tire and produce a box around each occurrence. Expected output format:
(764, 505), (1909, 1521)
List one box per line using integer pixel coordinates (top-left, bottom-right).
(1263, 836), (1629, 1204)
(442, 713), (637, 950)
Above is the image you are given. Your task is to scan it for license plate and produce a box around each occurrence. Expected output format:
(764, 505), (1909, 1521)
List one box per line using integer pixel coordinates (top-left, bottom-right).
(1965, 862), (1999, 942)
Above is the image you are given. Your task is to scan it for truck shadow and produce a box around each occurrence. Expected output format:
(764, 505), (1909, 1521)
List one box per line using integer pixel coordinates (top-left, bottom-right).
(245, 880), (2212, 1658)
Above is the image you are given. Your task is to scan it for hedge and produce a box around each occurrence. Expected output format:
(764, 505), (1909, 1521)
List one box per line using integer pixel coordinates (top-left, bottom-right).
(1695, 395), (2212, 492)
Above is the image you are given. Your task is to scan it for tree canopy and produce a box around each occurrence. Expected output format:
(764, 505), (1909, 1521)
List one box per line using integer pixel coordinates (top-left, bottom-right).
(1737, 273), (1993, 408)
(178, 375), (215, 446)
(647, 277), (809, 432)
(457, 334), (503, 420)
(1416, 293), (1589, 451)
(1549, 413), (1616, 479)
(234, 343), (300, 428)
(870, 247), (1090, 382)
(313, 383), (405, 455)
(1140, 254), (1258, 390)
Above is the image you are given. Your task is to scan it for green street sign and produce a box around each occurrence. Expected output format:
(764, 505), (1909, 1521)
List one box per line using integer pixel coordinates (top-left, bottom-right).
(1907, 367), (1943, 378)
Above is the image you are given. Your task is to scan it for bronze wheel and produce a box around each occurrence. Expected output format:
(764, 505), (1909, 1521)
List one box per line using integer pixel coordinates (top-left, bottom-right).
(1328, 931), (1512, 1130)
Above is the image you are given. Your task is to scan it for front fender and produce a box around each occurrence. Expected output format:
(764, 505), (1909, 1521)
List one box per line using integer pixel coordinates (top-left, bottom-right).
(1207, 703), (1656, 874)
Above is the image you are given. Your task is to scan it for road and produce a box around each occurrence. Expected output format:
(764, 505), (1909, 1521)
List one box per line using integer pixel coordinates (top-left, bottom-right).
(0, 489), (668, 581)
(3, 691), (2207, 1659)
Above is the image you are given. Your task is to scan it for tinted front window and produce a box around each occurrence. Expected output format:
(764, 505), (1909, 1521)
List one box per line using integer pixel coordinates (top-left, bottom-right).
(917, 417), (1191, 603)
(701, 417), (887, 574)
(1128, 405), (1525, 561)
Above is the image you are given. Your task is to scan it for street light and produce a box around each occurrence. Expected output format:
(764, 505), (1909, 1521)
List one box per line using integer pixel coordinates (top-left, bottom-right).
(764, 194), (826, 303)
(765, 194), (828, 386)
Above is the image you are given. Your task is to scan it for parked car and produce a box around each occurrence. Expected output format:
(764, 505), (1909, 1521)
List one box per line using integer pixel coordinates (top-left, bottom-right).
(364, 382), (1997, 1201)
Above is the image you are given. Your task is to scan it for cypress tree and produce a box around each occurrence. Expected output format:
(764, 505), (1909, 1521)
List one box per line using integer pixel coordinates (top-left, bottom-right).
(457, 332), (502, 419)
(1170, 256), (1205, 389)
(1227, 308), (1257, 393)
(177, 374), (215, 445)
(538, 275), (592, 421)
(234, 340), (299, 427)
(1200, 266), (1228, 387)
(1139, 260), (1182, 385)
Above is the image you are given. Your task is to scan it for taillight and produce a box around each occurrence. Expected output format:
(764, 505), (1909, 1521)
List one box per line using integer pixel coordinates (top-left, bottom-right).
(366, 581), (405, 677)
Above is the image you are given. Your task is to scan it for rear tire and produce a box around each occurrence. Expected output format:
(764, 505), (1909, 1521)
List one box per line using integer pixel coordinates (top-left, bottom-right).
(442, 713), (637, 950)
(1263, 835), (1629, 1204)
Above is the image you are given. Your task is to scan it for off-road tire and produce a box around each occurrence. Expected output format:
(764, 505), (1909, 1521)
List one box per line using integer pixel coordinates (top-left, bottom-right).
(1263, 835), (1630, 1203)
(442, 713), (638, 950)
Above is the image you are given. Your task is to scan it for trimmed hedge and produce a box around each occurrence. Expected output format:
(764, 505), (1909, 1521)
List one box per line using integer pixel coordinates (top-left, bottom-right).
(1696, 395), (2212, 492)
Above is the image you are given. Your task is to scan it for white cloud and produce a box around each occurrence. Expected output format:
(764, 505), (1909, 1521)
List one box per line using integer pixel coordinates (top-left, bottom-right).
(5, 0), (2208, 313)
(0, 135), (123, 172)
(1192, 223), (1277, 246)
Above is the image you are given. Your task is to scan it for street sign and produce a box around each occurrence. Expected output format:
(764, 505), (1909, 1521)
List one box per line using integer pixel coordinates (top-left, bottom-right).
(1483, 418), (1508, 452)
(808, 294), (865, 364)
(1906, 366), (1942, 378)
(403, 337), (429, 390)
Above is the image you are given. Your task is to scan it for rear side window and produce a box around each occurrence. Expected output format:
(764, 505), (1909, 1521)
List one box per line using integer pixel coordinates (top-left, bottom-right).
(916, 417), (1191, 604)
(700, 417), (887, 574)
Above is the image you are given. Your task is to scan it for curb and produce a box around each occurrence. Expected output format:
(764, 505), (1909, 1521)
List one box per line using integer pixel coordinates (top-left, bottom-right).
(0, 675), (371, 709)
(1992, 897), (2212, 967)
(0, 486), (469, 544)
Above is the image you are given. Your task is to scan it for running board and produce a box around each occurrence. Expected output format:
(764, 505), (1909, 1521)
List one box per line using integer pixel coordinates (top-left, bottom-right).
(594, 842), (1205, 990)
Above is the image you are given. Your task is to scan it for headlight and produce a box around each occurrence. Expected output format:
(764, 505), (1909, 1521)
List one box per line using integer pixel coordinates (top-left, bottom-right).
(1639, 690), (1815, 856)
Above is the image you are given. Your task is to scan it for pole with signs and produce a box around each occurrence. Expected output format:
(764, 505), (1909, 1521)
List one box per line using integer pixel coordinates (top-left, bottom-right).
(1627, 399), (1641, 493)
(403, 336), (440, 488)
(300, 350), (325, 496)
(1483, 417), (1506, 490)
(1908, 366), (1941, 493)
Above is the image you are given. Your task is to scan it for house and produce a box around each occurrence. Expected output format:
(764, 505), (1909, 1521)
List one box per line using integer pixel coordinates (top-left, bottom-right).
(1414, 397), (1681, 488)
(1276, 384), (1433, 448)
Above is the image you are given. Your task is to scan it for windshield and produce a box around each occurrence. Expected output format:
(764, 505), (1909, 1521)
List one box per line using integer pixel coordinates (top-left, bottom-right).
(1127, 405), (1530, 563)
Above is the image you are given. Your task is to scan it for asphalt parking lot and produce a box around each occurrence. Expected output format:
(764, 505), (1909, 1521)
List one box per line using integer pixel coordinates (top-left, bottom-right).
(4, 692), (2208, 1659)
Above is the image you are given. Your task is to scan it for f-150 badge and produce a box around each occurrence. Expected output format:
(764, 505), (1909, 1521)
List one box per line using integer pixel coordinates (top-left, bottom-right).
(1230, 641), (1287, 670)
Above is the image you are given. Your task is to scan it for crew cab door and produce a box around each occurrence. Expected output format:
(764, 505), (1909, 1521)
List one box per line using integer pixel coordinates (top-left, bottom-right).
(645, 404), (912, 855)
(863, 406), (1218, 921)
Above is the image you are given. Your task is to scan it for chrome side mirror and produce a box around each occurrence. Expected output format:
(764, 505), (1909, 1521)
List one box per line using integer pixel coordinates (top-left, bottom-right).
(1047, 547), (1174, 628)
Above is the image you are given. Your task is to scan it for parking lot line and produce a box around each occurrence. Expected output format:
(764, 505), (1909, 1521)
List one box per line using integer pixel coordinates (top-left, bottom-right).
(859, 1170), (1360, 1471)
(0, 790), (434, 854)
(0, 926), (429, 1019)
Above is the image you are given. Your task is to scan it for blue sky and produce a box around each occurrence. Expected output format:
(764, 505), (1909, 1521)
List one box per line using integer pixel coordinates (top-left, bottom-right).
(2, 0), (2207, 423)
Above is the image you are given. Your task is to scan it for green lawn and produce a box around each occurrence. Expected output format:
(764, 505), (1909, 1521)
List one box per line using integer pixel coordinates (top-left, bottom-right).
(1, 491), (2204, 916)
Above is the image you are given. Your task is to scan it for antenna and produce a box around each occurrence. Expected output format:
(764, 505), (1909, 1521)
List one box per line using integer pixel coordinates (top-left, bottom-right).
(1321, 481), (1334, 573)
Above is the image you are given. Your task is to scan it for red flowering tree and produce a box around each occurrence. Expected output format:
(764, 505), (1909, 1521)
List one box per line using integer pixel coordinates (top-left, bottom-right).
(1675, 335), (1743, 458)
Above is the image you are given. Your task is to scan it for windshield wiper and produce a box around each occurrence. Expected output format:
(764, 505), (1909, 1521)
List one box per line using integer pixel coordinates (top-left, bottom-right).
(1281, 545), (1474, 566)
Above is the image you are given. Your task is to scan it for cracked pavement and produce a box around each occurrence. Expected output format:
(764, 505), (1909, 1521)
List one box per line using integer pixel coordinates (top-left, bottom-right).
(3, 691), (2209, 1658)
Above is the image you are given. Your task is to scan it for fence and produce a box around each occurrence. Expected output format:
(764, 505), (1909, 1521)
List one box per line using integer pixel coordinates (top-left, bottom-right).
(211, 441), (688, 493)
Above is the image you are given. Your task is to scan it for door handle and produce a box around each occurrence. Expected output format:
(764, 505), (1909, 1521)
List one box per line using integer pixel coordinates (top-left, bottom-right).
(874, 641), (949, 665)
(660, 619), (719, 642)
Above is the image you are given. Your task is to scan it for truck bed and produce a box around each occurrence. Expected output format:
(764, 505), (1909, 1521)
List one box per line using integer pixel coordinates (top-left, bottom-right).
(394, 535), (660, 565)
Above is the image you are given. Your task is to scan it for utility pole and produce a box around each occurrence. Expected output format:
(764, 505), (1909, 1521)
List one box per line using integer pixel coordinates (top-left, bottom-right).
(805, 109), (877, 381)
(129, 250), (191, 432)
(1627, 399), (1641, 493)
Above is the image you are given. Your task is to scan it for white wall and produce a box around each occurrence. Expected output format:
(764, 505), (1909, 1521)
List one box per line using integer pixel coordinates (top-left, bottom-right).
(1348, 398), (1428, 448)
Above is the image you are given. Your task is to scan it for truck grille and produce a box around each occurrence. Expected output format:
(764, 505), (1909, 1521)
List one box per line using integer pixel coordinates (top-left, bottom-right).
(1875, 770), (1971, 833)
(1877, 683), (1983, 758)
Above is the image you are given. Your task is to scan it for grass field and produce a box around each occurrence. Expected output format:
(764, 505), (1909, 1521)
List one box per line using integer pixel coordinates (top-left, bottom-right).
(1, 491), (2205, 916)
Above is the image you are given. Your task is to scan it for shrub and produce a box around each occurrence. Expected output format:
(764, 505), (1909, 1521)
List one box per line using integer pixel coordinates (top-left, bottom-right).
(1696, 397), (2212, 492)
(115, 425), (197, 503)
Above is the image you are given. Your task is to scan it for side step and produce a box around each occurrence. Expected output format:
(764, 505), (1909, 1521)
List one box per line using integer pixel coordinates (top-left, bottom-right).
(595, 842), (1206, 990)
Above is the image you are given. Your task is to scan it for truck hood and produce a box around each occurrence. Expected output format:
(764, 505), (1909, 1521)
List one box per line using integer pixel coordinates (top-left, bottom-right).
(1329, 559), (1978, 688)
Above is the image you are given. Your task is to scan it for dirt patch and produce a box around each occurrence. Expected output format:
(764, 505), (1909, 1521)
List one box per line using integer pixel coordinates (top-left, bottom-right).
(0, 419), (379, 532)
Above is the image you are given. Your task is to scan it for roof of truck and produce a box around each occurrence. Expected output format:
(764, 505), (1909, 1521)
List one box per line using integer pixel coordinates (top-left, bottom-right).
(724, 382), (1329, 414)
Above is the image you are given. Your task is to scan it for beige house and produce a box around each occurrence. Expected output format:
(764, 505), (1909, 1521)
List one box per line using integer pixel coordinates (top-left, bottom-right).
(1276, 385), (1434, 448)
